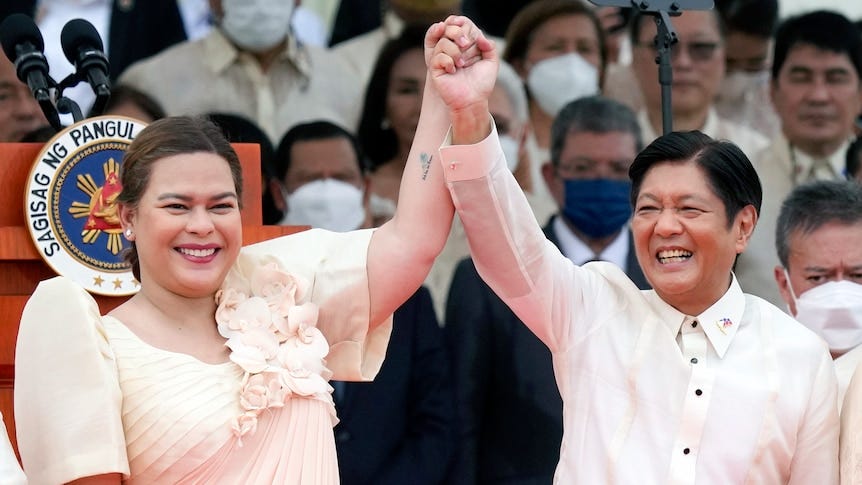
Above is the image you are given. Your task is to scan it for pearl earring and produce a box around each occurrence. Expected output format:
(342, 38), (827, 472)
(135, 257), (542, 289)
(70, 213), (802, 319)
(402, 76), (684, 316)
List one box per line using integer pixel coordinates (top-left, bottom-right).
(125, 228), (133, 238)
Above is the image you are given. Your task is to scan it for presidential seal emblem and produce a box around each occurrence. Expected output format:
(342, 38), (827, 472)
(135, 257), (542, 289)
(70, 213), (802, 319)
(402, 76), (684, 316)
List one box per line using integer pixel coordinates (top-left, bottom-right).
(25, 116), (148, 296)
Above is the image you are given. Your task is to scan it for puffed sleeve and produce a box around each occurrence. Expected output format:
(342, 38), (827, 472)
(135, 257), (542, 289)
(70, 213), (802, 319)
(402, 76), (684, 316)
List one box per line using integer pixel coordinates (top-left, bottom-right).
(15, 277), (129, 484)
(241, 228), (393, 382)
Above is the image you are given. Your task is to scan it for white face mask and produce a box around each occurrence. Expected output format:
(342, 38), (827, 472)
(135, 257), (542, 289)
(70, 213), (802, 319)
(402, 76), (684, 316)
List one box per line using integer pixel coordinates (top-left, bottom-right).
(716, 70), (769, 106)
(220, 0), (294, 52)
(786, 273), (862, 355)
(499, 134), (520, 172)
(526, 53), (599, 118)
(279, 179), (366, 233)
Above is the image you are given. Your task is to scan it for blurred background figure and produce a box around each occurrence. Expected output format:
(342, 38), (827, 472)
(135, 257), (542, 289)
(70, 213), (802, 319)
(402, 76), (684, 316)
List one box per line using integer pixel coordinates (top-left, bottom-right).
(738, 10), (862, 306)
(120, 0), (361, 143)
(772, 180), (862, 408)
(629, 8), (768, 158)
(502, 0), (606, 224)
(332, 0), (461, 90)
(445, 96), (648, 485)
(207, 112), (281, 225)
(849, 137), (862, 183)
(424, 58), (530, 321)
(93, 84), (166, 122)
(714, 0), (781, 137)
(271, 119), (456, 485)
(0, 52), (48, 141)
(356, 25), (426, 227)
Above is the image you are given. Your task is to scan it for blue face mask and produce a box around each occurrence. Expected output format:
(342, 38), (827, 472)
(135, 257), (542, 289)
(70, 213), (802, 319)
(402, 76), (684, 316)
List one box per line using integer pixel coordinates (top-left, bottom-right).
(562, 178), (633, 239)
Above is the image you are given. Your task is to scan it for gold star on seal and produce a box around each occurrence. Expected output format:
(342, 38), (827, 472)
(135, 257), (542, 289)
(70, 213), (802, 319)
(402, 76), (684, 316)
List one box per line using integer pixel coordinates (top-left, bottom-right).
(113, 278), (123, 289)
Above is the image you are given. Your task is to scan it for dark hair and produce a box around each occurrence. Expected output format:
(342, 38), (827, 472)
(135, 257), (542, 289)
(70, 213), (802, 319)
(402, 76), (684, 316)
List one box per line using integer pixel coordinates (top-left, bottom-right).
(550, 95), (642, 167)
(629, 130), (762, 227)
(848, 137), (862, 179)
(771, 10), (862, 80)
(118, 116), (243, 280)
(503, 0), (607, 75)
(356, 24), (426, 171)
(207, 112), (275, 179)
(92, 84), (166, 121)
(274, 120), (364, 181)
(775, 180), (862, 266)
(714, 0), (778, 38)
(630, 8), (725, 44)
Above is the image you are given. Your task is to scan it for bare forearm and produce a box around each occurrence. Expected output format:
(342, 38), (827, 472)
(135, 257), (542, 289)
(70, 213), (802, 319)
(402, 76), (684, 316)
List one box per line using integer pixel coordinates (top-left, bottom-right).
(367, 74), (455, 325)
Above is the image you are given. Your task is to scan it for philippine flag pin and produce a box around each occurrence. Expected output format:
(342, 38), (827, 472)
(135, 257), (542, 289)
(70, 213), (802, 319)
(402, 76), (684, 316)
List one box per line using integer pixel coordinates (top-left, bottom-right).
(716, 318), (733, 334)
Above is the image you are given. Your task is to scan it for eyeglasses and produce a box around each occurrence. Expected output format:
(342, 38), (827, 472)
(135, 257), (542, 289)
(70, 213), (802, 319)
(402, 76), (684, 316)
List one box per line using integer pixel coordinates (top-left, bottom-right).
(635, 40), (721, 63)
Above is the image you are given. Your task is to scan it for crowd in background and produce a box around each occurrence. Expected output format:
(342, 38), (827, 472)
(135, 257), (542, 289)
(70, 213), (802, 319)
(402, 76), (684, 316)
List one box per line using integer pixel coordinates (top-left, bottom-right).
(1, 0), (862, 483)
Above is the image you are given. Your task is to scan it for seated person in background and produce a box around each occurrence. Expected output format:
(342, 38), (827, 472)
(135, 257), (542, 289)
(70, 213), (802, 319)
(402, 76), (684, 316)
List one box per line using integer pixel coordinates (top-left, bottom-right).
(713, 0), (781, 137)
(445, 95), (649, 484)
(848, 137), (862, 183)
(737, 11), (862, 307)
(429, 16), (838, 482)
(357, 25), (427, 226)
(271, 119), (455, 485)
(772, 180), (862, 408)
(502, 0), (607, 224)
(120, 0), (362, 143)
(207, 113), (282, 225)
(332, 0), (461, 90)
(629, 8), (767, 158)
(0, 52), (48, 142)
(94, 84), (166, 123)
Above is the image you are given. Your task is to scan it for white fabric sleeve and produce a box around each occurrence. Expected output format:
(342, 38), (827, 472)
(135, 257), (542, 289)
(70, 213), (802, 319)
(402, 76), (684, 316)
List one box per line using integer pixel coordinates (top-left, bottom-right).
(15, 277), (129, 484)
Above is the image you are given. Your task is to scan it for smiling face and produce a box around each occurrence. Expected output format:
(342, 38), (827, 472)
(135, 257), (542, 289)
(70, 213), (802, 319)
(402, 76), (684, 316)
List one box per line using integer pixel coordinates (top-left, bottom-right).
(120, 152), (242, 299)
(632, 160), (755, 314)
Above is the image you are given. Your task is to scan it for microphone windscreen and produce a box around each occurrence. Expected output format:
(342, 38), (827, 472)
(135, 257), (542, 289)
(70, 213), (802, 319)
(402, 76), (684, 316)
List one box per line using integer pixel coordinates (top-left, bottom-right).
(60, 18), (104, 64)
(0, 13), (45, 62)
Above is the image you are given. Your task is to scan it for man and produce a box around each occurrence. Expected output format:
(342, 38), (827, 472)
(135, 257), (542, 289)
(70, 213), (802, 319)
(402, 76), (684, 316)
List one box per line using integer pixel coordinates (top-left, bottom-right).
(737, 11), (862, 306)
(0, 53), (47, 141)
(272, 120), (455, 485)
(445, 96), (649, 484)
(772, 180), (862, 407)
(332, 0), (461, 90)
(120, 0), (362, 143)
(428, 17), (837, 482)
(714, 0), (781, 137)
(629, 9), (767, 158)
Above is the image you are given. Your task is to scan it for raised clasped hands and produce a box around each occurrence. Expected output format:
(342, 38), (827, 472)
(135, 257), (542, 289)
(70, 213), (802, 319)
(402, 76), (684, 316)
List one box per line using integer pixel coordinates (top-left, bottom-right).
(425, 15), (498, 120)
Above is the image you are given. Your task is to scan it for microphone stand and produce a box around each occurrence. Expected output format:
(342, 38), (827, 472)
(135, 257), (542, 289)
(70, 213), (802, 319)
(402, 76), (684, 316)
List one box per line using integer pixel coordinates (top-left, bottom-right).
(653, 9), (678, 135)
(56, 73), (85, 123)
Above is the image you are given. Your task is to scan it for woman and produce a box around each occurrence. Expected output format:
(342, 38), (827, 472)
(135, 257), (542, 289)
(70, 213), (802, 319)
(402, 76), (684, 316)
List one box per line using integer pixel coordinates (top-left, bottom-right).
(503, 0), (607, 223)
(13, 19), (481, 484)
(357, 25), (427, 226)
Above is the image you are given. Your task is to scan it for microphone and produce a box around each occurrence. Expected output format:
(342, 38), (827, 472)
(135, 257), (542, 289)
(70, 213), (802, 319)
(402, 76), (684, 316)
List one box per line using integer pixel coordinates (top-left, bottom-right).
(0, 13), (54, 103)
(61, 18), (110, 114)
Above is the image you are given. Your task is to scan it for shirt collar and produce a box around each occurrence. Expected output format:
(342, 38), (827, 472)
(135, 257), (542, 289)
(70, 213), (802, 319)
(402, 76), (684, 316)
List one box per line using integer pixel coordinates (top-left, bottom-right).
(789, 138), (851, 180)
(553, 216), (629, 267)
(645, 274), (746, 359)
(204, 29), (311, 77)
(382, 10), (406, 39)
(638, 107), (720, 142)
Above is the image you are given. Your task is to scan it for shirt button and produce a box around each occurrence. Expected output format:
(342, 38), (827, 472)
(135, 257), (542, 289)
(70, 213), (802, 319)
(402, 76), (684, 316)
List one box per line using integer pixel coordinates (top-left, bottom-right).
(691, 321), (698, 328)
(695, 389), (703, 396)
(450, 162), (457, 170)
(690, 357), (698, 364)
(683, 448), (691, 455)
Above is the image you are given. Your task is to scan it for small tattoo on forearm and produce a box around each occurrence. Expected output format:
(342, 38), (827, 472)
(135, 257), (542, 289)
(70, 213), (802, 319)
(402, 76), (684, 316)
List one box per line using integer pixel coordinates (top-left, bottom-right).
(419, 152), (432, 180)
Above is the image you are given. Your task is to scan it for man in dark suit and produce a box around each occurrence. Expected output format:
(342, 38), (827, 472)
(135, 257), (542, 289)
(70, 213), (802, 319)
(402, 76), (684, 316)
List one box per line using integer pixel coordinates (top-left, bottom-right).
(445, 95), (648, 484)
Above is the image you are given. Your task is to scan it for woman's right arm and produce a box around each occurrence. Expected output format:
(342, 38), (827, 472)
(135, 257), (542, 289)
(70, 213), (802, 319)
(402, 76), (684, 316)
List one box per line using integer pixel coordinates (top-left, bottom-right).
(15, 277), (129, 483)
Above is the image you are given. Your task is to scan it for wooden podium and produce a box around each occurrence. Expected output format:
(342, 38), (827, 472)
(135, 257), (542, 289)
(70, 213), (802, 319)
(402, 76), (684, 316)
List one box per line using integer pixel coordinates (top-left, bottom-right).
(0, 142), (303, 460)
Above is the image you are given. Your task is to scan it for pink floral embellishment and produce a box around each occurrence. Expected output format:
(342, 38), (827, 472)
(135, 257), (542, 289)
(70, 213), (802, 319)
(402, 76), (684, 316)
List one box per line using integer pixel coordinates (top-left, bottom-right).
(216, 254), (334, 444)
